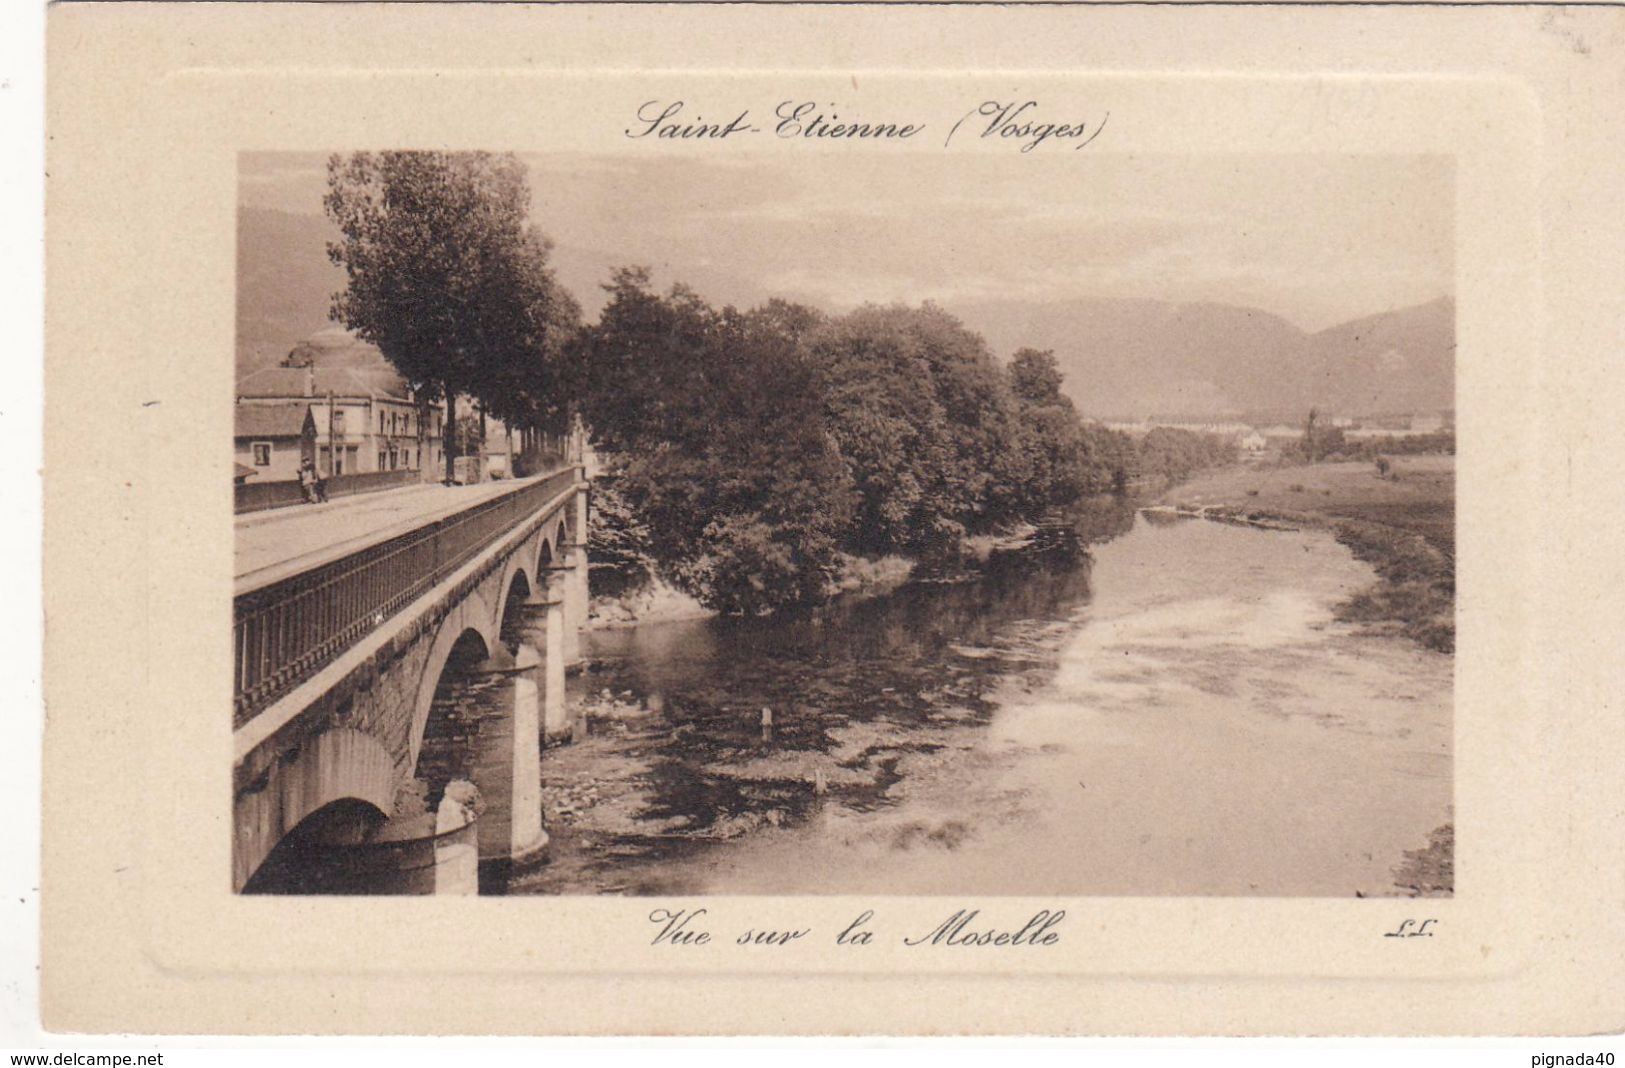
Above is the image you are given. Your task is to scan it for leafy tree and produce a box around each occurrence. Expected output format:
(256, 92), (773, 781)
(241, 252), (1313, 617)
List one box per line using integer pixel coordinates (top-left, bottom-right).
(805, 303), (1034, 554)
(568, 267), (716, 456)
(1137, 426), (1238, 482)
(570, 273), (853, 613)
(568, 274), (1238, 613)
(325, 151), (563, 483)
(1009, 348), (1069, 408)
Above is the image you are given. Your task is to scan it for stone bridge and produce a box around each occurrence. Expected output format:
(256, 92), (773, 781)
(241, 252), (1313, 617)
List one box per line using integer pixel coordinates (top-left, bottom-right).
(231, 465), (590, 894)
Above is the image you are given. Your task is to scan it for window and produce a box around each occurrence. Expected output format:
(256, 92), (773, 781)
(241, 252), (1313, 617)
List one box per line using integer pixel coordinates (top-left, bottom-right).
(379, 451), (387, 470)
(380, 411), (385, 434)
(251, 442), (271, 466)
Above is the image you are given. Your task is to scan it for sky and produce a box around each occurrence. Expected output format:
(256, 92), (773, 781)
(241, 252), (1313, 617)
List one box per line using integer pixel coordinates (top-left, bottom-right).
(240, 150), (1453, 332)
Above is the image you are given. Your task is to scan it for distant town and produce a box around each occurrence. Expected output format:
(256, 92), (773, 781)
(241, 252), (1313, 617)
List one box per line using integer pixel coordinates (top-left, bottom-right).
(233, 326), (543, 512)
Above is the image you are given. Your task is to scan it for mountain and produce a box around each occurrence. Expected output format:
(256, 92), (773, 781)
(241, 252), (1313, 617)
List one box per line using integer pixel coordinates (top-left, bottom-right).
(949, 295), (1454, 418)
(236, 207), (775, 369)
(237, 207), (346, 372)
(1296, 296), (1455, 415)
(237, 206), (1454, 418)
(951, 297), (1307, 417)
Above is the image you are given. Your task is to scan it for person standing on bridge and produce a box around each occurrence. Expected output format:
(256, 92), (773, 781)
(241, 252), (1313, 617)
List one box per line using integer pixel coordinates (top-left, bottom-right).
(299, 457), (328, 504)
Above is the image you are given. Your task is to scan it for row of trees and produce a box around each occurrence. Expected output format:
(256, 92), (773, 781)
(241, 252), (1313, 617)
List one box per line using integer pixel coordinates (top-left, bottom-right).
(325, 151), (581, 482)
(322, 151), (1236, 614)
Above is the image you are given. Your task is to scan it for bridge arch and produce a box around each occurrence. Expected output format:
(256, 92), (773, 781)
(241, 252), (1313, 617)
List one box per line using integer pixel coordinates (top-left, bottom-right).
(233, 475), (591, 893)
(536, 532), (556, 575)
(495, 553), (536, 645)
(236, 726), (396, 891)
(408, 604), (496, 768)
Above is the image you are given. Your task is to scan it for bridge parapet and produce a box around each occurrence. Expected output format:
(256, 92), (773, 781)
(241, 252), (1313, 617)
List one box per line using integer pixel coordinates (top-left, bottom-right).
(233, 466), (580, 727)
(233, 464), (589, 892)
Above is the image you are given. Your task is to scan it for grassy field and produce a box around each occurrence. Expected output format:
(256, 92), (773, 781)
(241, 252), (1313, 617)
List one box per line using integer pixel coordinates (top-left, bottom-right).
(1161, 456), (1456, 652)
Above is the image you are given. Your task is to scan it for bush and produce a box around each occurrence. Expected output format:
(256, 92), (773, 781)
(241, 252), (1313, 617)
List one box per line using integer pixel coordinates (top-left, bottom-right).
(680, 513), (834, 616)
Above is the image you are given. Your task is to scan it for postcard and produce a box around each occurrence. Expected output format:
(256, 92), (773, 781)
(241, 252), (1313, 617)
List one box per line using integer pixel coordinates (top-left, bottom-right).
(39, 1), (1625, 1036)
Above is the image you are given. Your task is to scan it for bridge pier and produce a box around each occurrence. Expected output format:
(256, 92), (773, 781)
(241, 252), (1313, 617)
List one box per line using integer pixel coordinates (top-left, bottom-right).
(523, 569), (572, 744)
(240, 778), (483, 896)
(466, 643), (549, 872)
(561, 544), (587, 671)
(351, 782), (482, 895)
(563, 485), (591, 671)
(233, 468), (593, 895)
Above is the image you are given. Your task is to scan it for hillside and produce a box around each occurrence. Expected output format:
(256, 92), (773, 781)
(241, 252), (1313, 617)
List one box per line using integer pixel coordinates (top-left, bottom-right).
(238, 206), (1454, 418)
(954, 295), (1453, 418)
(236, 207), (346, 371)
(955, 297), (1307, 417)
(1297, 296), (1455, 415)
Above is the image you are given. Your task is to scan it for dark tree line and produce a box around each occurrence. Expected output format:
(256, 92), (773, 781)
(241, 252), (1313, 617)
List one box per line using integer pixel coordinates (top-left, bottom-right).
(570, 275), (1232, 614)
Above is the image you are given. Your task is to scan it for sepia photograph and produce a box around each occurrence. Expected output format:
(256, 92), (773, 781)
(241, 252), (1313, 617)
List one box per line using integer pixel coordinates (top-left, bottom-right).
(40, 0), (1625, 1039)
(232, 148), (1455, 899)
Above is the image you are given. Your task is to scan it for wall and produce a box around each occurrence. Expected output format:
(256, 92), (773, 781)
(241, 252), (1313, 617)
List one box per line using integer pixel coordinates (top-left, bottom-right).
(233, 467), (420, 514)
(234, 436), (304, 483)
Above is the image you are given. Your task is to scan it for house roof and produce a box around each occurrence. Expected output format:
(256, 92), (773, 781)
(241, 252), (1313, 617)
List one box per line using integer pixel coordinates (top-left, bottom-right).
(234, 462), (259, 481)
(284, 326), (387, 369)
(235, 404), (313, 439)
(236, 365), (410, 402)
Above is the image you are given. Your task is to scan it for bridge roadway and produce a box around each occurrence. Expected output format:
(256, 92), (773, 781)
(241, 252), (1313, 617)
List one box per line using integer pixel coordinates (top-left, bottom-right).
(236, 479), (527, 583)
(232, 465), (591, 894)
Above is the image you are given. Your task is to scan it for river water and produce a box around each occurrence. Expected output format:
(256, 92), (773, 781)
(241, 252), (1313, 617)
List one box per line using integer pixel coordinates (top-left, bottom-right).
(509, 500), (1453, 898)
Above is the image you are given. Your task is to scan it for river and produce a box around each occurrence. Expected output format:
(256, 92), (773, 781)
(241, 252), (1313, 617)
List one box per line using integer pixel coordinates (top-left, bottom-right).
(508, 498), (1453, 898)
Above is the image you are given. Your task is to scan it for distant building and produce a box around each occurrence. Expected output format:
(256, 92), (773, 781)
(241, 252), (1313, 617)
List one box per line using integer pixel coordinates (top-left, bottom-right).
(1344, 411), (1453, 440)
(236, 362), (443, 479)
(1238, 430), (1268, 453)
(234, 404), (316, 482)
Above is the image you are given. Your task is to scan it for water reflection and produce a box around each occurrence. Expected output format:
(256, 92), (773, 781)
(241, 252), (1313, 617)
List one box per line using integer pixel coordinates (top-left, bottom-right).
(511, 496), (1142, 893)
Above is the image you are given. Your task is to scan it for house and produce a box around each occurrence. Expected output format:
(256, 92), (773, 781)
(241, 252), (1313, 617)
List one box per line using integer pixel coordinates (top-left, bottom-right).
(236, 363), (442, 479)
(234, 404), (317, 483)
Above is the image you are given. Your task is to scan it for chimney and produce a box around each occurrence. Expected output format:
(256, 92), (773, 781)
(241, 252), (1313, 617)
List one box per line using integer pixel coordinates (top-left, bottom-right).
(304, 365), (315, 398)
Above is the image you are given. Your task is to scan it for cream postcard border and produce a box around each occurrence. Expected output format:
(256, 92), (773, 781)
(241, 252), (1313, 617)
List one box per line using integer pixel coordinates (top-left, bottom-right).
(42, 2), (1624, 1036)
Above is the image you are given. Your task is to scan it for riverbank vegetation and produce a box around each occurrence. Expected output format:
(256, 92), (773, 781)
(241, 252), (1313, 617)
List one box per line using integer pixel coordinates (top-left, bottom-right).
(1161, 457), (1455, 652)
(570, 270), (1236, 615)
(319, 151), (1238, 615)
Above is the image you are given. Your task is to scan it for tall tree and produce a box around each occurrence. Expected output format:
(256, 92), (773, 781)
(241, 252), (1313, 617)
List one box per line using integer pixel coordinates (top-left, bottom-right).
(1008, 347), (1069, 408)
(569, 272), (853, 613)
(324, 151), (553, 483)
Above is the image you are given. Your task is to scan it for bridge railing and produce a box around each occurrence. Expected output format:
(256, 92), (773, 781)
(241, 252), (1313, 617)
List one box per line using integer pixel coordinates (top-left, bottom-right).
(233, 466), (579, 728)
